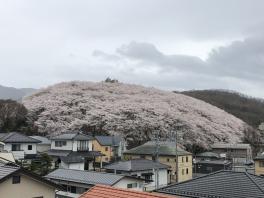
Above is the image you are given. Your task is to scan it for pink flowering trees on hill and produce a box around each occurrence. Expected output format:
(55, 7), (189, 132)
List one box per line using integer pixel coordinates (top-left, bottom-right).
(23, 81), (247, 149)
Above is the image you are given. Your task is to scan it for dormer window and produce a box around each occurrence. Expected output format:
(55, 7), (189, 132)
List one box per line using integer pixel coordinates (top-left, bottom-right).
(55, 141), (67, 147)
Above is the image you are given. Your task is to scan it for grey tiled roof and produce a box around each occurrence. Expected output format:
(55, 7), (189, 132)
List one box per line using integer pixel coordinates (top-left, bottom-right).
(124, 141), (191, 156)
(47, 149), (72, 157)
(255, 153), (264, 160)
(0, 163), (19, 180)
(211, 143), (251, 150)
(157, 170), (264, 198)
(196, 152), (220, 159)
(50, 132), (93, 141)
(0, 132), (41, 143)
(45, 168), (126, 186)
(104, 159), (170, 172)
(95, 136), (122, 146)
(195, 160), (231, 165)
(30, 136), (51, 145)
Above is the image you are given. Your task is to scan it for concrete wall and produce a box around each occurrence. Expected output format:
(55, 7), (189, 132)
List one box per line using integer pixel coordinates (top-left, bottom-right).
(114, 177), (144, 191)
(255, 160), (264, 176)
(0, 174), (56, 198)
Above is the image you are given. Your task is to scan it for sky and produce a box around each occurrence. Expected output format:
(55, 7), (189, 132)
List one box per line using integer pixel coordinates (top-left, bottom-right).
(1, 0), (264, 97)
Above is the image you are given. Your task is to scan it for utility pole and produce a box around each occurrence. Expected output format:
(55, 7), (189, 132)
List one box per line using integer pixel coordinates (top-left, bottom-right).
(175, 129), (178, 183)
(154, 130), (160, 190)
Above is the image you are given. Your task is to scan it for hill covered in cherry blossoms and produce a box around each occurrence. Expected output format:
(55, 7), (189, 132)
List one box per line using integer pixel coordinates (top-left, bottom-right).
(23, 81), (248, 149)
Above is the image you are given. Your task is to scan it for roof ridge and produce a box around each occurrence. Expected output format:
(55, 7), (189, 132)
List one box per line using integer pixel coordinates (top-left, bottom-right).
(245, 172), (264, 194)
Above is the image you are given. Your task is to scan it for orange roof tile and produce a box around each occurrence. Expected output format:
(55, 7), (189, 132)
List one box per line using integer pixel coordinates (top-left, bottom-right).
(79, 185), (175, 198)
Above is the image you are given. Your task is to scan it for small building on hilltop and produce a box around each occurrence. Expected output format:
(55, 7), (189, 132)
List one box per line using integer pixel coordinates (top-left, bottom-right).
(123, 141), (192, 183)
(45, 168), (145, 198)
(104, 159), (170, 191)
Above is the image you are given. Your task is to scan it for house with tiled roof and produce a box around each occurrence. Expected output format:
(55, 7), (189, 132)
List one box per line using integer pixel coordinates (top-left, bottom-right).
(0, 160), (61, 198)
(93, 135), (126, 164)
(123, 141), (192, 182)
(157, 170), (264, 198)
(30, 136), (51, 153)
(45, 168), (145, 197)
(79, 185), (175, 198)
(104, 159), (170, 191)
(48, 132), (103, 170)
(0, 132), (41, 160)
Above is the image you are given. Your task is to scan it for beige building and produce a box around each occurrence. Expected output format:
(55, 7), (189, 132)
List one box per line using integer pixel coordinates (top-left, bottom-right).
(254, 153), (264, 176)
(0, 161), (60, 198)
(123, 141), (192, 183)
(93, 136), (126, 164)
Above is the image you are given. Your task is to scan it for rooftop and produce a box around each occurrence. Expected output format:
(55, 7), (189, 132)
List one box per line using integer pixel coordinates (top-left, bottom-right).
(196, 152), (220, 159)
(211, 143), (251, 150)
(195, 159), (231, 165)
(45, 168), (140, 186)
(124, 141), (191, 156)
(104, 159), (170, 172)
(95, 136), (122, 146)
(30, 136), (51, 144)
(79, 185), (175, 198)
(50, 132), (93, 141)
(157, 170), (264, 198)
(0, 132), (41, 143)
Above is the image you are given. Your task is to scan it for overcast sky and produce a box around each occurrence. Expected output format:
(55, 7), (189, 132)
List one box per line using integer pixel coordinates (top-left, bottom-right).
(1, 0), (264, 97)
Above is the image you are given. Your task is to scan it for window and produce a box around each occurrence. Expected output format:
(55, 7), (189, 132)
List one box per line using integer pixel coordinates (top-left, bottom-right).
(186, 168), (189, 175)
(182, 157), (184, 163)
(260, 161), (264, 167)
(175, 158), (177, 162)
(105, 147), (108, 152)
(182, 169), (185, 175)
(12, 175), (21, 184)
(105, 157), (109, 161)
(28, 145), (32, 150)
(55, 141), (66, 147)
(11, 144), (21, 151)
(127, 183), (137, 188)
(186, 156), (188, 162)
(167, 158), (170, 162)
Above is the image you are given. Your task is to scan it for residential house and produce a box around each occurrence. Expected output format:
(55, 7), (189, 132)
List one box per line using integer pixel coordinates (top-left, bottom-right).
(0, 160), (61, 198)
(254, 153), (264, 176)
(157, 170), (264, 198)
(93, 135), (126, 164)
(193, 159), (232, 177)
(30, 136), (51, 153)
(104, 159), (170, 191)
(79, 185), (175, 198)
(0, 132), (41, 160)
(47, 132), (103, 170)
(211, 143), (252, 165)
(123, 141), (192, 182)
(45, 168), (145, 198)
(195, 151), (220, 161)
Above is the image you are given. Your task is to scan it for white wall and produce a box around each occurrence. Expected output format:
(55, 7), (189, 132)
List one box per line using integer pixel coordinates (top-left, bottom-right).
(60, 162), (85, 170)
(4, 143), (37, 159)
(114, 178), (144, 191)
(51, 140), (73, 150)
(36, 144), (51, 153)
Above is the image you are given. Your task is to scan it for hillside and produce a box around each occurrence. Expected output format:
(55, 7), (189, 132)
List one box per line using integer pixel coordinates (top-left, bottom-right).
(0, 85), (36, 101)
(23, 81), (247, 149)
(181, 90), (264, 128)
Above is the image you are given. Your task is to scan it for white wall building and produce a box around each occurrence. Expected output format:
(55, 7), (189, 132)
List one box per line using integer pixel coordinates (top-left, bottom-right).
(0, 132), (40, 160)
(104, 159), (170, 191)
